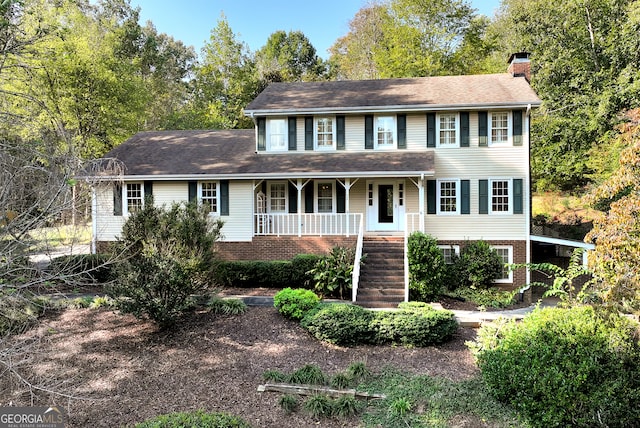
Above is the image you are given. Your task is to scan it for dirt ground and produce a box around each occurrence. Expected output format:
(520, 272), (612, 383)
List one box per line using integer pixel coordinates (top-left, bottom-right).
(4, 306), (480, 427)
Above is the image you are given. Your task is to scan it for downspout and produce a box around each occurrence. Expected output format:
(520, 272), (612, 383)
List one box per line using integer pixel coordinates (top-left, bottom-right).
(519, 103), (533, 301)
(91, 186), (97, 254)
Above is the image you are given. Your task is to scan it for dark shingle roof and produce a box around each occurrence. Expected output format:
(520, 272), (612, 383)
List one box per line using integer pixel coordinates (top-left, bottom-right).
(99, 129), (434, 178)
(244, 74), (541, 114)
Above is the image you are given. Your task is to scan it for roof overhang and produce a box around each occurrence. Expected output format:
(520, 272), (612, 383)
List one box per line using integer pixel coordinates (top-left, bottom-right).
(244, 102), (542, 117)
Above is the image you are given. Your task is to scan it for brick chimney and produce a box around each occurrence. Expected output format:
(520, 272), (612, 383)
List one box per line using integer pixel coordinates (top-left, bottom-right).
(507, 52), (531, 82)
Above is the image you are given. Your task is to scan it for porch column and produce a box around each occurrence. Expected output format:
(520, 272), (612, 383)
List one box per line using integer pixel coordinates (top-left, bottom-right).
(418, 177), (425, 232)
(297, 179), (303, 237)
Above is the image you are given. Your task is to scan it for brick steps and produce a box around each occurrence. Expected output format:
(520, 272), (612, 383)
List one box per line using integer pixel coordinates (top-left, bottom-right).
(356, 237), (406, 309)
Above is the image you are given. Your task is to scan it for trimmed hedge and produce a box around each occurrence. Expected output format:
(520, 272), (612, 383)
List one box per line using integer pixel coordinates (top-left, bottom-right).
(273, 288), (320, 320)
(301, 302), (457, 347)
(134, 410), (251, 427)
(213, 254), (321, 288)
(472, 306), (640, 427)
(48, 253), (114, 283)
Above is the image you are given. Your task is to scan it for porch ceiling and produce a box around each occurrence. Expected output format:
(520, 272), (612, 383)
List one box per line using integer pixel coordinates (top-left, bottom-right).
(90, 129), (435, 179)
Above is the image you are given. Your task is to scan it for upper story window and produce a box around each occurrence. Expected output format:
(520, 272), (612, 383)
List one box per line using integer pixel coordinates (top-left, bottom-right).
(315, 117), (335, 150)
(437, 113), (458, 147)
(492, 245), (513, 283)
(269, 182), (287, 213)
(199, 181), (218, 213)
(490, 179), (511, 214)
(375, 116), (395, 149)
(125, 183), (143, 214)
(437, 179), (459, 215)
(489, 111), (511, 145)
(316, 181), (335, 213)
(267, 118), (287, 151)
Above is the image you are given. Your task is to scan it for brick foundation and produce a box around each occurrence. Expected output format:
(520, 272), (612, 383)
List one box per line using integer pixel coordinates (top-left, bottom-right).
(216, 236), (357, 261)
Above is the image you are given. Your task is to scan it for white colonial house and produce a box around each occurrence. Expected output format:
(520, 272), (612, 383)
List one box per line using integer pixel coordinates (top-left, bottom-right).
(88, 53), (541, 307)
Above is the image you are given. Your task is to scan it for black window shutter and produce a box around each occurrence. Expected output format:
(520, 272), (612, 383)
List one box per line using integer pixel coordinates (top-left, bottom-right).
(513, 178), (524, 214)
(426, 113), (436, 148)
(427, 180), (436, 214)
(305, 116), (313, 150)
(364, 115), (373, 149)
(337, 183), (346, 213)
(220, 180), (229, 216)
(460, 112), (470, 147)
(479, 179), (488, 214)
(188, 181), (197, 202)
(113, 183), (122, 216)
(288, 182), (298, 213)
(478, 111), (488, 146)
(336, 115), (345, 150)
(513, 110), (523, 146)
(461, 180), (470, 214)
(257, 117), (266, 151)
(304, 181), (314, 213)
(288, 116), (297, 151)
(144, 181), (153, 196)
(397, 114), (407, 149)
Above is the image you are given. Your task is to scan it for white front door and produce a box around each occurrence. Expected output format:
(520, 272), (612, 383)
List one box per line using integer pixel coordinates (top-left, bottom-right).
(367, 180), (405, 232)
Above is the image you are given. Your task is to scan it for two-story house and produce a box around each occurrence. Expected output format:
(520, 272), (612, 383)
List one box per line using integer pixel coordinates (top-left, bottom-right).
(89, 52), (541, 306)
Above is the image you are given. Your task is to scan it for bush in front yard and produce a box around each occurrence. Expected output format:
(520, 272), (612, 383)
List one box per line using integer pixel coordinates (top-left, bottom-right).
(407, 232), (447, 300)
(134, 410), (250, 427)
(309, 246), (357, 300)
(301, 303), (374, 346)
(371, 302), (458, 346)
(471, 306), (640, 427)
(455, 240), (503, 290)
(273, 288), (320, 320)
(109, 199), (223, 329)
(48, 253), (114, 284)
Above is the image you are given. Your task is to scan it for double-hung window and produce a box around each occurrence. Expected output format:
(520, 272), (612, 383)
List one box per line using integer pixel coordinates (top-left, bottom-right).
(437, 113), (458, 147)
(316, 117), (335, 150)
(489, 111), (510, 145)
(437, 180), (459, 214)
(267, 118), (287, 151)
(125, 183), (143, 214)
(438, 245), (460, 264)
(269, 182), (287, 213)
(316, 181), (334, 213)
(199, 182), (218, 213)
(490, 179), (511, 214)
(492, 245), (513, 282)
(375, 116), (395, 149)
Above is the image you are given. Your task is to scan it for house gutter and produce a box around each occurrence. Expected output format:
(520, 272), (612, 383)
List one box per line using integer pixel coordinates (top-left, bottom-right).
(244, 102), (542, 117)
(520, 103), (533, 300)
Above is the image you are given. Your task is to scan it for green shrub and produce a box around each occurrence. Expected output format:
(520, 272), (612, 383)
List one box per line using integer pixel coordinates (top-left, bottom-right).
(455, 240), (503, 290)
(109, 199), (223, 329)
(471, 306), (640, 427)
(303, 394), (334, 418)
(0, 293), (48, 335)
(288, 364), (327, 385)
(309, 246), (357, 299)
(447, 287), (517, 309)
(273, 288), (320, 320)
(262, 369), (287, 382)
(330, 373), (352, 389)
(206, 297), (247, 315)
(213, 255), (322, 289)
(279, 394), (299, 415)
(48, 253), (114, 284)
(371, 302), (458, 346)
(133, 410), (251, 427)
(301, 303), (374, 346)
(333, 395), (363, 417)
(407, 232), (447, 300)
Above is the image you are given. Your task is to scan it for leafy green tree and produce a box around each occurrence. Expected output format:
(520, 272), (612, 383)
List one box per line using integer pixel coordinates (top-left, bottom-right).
(489, 0), (640, 190)
(586, 109), (640, 312)
(256, 30), (327, 82)
(110, 199), (223, 329)
(187, 14), (258, 129)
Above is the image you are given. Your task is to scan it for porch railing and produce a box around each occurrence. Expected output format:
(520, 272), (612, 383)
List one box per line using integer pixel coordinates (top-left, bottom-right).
(404, 213), (423, 302)
(254, 213), (362, 237)
(351, 213), (365, 303)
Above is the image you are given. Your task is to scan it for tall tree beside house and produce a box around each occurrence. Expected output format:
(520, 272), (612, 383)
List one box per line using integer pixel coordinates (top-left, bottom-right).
(489, 0), (640, 191)
(188, 14), (258, 129)
(585, 109), (640, 313)
(255, 30), (328, 82)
